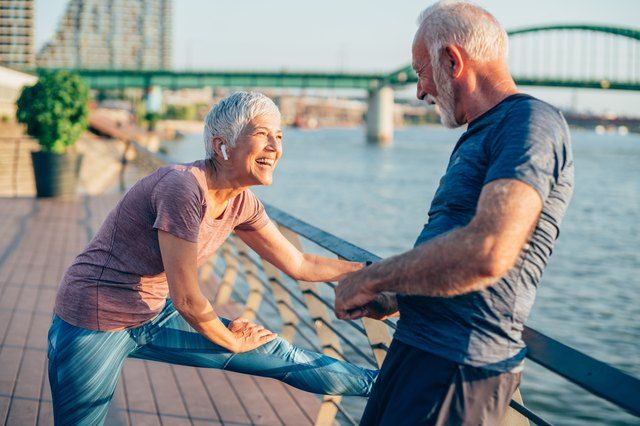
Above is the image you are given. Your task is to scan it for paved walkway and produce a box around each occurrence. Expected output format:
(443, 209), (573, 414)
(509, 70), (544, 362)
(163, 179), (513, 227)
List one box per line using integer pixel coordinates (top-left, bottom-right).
(0, 195), (322, 425)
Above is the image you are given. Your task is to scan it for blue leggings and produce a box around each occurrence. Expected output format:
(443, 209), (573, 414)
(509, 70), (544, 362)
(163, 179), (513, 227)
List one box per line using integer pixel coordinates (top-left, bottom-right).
(47, 300), (377, 426)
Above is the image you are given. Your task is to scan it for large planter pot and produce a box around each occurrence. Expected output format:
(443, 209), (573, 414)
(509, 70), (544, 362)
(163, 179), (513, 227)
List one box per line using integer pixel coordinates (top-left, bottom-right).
(31, 151), (83, 198)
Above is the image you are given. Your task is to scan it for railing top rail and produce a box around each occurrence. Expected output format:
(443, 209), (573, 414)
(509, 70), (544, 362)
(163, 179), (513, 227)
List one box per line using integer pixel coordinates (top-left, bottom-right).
(265, 203), (640, 419)
(265, 204), (380, 264)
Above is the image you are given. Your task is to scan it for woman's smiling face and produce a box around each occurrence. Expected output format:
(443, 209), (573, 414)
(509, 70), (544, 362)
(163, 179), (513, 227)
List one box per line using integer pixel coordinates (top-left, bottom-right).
(227, 112), (283, 186)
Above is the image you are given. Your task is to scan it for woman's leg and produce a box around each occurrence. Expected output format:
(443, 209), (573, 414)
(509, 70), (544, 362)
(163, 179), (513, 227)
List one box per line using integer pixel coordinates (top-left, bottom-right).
(47, 315), (136, 426)
(130, 304), (377, 396)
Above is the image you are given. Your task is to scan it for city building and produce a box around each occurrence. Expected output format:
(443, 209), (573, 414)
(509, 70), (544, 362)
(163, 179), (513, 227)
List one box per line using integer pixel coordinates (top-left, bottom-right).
(38, 0), (171, 70)
(0, 0), (35, 68)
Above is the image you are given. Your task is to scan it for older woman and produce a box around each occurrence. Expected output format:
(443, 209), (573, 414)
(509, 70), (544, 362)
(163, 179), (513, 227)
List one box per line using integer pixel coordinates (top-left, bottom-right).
(48, 92), (377, 425)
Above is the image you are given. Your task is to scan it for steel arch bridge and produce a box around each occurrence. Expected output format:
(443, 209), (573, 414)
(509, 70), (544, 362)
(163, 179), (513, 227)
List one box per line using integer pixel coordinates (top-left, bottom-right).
(386, 24), (640, 91)
(36, 24), (640, 92)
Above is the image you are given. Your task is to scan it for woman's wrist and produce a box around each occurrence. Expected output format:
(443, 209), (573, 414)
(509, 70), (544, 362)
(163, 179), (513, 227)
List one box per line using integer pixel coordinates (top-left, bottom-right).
(203, 316), (240, 352)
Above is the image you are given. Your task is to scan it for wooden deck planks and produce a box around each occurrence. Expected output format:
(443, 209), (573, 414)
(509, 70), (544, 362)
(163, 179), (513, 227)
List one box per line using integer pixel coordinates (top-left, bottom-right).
(0, 195), (325, 425)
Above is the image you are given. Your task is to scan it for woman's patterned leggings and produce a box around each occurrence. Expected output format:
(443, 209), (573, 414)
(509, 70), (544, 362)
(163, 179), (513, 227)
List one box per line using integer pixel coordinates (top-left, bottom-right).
(47, 300), (377, 425)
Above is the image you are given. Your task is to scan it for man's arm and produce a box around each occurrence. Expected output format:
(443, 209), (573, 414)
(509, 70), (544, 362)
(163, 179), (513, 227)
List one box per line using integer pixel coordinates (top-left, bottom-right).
(236, 221), (364, 282)
(334, 179), (543, 319)
(158, 230), (277, 352)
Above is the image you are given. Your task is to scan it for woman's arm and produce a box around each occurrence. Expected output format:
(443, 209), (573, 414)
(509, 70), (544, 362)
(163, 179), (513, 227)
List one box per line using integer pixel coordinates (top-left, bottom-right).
(158, 230), (277, 352)
(236, 221), (364, 282)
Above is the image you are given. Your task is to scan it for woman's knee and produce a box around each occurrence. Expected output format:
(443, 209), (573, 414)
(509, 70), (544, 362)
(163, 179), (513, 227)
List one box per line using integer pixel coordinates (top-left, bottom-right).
(255, 335), (292, 357)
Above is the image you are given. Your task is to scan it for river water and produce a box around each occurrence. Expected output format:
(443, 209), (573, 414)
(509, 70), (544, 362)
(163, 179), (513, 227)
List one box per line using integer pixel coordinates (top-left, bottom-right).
(163, 125), (640, 425)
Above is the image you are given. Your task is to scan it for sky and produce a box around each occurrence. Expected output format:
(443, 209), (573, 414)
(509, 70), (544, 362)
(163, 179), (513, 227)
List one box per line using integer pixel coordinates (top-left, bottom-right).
(35, 0), (640, 115)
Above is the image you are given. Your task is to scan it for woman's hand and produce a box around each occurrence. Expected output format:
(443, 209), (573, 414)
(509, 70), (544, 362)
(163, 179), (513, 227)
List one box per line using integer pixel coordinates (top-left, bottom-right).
(227, 318), (278, 353)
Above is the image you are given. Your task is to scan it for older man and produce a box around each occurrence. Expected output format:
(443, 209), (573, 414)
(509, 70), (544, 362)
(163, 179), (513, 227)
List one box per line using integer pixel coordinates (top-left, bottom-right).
(335, 1), (574, 424)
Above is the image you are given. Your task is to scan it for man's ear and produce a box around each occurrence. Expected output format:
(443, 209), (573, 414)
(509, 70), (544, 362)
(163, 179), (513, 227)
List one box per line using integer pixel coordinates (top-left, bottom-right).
(444, 45), (464, 79)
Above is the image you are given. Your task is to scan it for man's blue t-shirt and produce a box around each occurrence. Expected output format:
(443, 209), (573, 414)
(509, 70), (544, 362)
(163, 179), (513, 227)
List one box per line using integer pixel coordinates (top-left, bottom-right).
(394, 94), (574, 372)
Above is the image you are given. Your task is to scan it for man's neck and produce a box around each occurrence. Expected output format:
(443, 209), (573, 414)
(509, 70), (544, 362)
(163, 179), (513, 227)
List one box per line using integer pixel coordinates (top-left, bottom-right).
(459, 63), (519, 124)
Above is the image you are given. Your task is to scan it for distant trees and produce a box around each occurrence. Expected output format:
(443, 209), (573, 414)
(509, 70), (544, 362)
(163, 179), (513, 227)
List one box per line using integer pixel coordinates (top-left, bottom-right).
(163, 104), (197, 121)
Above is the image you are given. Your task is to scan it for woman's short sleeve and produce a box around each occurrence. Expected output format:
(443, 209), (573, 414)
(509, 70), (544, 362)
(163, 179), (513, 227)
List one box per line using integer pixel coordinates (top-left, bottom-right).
(151, 170), (204, 242)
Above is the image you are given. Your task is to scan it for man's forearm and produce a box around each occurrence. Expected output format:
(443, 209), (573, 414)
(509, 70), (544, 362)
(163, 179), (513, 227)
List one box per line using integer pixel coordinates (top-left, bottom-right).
(367, 226), (500, 298)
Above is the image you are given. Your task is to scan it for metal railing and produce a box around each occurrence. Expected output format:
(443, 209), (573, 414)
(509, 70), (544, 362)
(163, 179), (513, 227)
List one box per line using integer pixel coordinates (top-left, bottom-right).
(121, 141), (640, 425)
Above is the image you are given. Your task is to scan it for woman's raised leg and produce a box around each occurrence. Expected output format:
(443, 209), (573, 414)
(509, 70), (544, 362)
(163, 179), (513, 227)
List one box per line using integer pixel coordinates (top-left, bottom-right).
(130, 303), (377, 396)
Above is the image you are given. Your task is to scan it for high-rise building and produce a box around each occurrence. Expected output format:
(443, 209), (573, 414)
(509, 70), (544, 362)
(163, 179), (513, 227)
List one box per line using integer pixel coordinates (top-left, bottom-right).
(38, 0), (171, 70)
(0, 0), (35, 68)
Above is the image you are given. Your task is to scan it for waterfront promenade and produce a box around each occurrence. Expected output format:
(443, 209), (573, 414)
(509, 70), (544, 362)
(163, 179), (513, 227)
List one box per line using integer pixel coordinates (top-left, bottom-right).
(0, 195), (323, 425)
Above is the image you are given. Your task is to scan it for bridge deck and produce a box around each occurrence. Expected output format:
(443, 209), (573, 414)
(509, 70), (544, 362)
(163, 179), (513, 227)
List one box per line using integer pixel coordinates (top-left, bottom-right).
(0, 195), (322, 426)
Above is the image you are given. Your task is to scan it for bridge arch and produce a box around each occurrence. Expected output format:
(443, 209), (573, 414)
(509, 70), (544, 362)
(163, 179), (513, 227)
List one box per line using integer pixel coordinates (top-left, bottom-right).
(386, 24), (640, 91)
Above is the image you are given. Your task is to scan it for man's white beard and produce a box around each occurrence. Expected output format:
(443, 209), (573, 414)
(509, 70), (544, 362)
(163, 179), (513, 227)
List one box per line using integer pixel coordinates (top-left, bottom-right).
(430, 62), (462, 128)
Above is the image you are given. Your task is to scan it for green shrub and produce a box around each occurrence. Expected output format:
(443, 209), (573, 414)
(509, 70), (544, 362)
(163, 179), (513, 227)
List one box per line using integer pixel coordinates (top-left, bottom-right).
(16, 71), (90, 154)
(164, 104), (197, 121)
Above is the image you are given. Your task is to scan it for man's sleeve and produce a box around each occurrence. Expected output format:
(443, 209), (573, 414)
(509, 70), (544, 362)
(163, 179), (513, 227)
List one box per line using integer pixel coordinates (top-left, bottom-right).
(151, 171), (204, 242)
(484, 101), (570, 202)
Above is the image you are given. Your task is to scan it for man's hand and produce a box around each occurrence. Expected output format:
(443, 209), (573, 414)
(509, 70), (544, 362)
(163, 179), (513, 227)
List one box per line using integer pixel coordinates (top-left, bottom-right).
(358, 292), (399, 320)
(227, 318), (277, 353)
(334, 270), (380, 320)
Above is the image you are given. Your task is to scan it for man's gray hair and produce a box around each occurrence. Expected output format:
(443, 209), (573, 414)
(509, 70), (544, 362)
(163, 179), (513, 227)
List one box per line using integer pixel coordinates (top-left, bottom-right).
(417, 1), (508, 65)
(203, 91), (280, 159)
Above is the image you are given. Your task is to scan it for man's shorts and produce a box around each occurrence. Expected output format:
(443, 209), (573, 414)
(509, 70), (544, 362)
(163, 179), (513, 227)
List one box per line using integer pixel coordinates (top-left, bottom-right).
(360, 339), (521, 425)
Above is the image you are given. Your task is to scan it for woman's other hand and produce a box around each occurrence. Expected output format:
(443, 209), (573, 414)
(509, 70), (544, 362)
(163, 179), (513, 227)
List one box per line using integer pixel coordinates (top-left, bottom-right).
(227, 318), (277, 353)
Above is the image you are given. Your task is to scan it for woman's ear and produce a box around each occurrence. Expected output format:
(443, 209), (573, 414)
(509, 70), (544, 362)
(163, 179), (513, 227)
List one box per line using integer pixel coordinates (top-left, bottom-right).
(211, 136), (226, 158)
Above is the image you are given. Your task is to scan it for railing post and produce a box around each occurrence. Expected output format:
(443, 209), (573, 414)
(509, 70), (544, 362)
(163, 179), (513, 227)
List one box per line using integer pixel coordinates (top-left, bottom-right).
(234, 236), (264, 321)
(214, 240), (238, 306)
(500, 389), (530, 426)
(360, 317), (392, 368)
(278, 225), (343, 426)
(198, 255), (220, 303)
(261, 259), (299, 343)
(198, 253), (218, 296)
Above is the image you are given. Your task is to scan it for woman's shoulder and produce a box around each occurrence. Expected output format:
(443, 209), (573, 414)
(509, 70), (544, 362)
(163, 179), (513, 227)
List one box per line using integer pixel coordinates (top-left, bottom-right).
(154, 161), (206, 191)
(138, 162), (206, 210)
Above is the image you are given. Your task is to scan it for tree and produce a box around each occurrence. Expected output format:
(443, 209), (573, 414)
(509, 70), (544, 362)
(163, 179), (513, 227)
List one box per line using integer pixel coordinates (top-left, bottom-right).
(16, 71), (90, 154)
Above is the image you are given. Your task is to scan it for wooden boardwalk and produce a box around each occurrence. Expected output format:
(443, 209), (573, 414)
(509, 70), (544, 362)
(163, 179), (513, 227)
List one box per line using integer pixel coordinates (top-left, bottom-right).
(0, 195), (323, 426)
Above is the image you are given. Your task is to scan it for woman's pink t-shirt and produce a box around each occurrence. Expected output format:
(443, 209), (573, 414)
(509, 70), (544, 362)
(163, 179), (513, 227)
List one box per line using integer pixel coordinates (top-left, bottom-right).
(54, 160), (269, 331)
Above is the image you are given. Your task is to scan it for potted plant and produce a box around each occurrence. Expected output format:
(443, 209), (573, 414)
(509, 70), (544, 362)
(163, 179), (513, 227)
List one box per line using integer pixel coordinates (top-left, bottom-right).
(16, 71), (90, 197)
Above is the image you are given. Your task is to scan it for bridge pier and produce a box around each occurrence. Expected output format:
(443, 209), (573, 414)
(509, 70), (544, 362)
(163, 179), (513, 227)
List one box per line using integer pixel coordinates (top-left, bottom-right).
(366, 86), (394, 144)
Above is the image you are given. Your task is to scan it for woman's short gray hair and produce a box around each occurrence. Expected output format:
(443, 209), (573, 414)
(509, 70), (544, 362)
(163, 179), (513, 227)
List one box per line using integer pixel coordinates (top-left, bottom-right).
(203, 91), (281, 159)
(417, 1), (508, 66)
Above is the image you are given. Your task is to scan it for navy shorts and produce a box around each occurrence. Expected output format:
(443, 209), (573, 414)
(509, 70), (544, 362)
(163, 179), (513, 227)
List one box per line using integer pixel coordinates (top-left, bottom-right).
(360, 339), (521, 425)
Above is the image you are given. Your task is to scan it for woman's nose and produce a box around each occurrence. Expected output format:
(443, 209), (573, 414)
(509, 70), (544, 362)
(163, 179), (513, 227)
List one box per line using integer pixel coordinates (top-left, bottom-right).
(267, 135), (282, 152)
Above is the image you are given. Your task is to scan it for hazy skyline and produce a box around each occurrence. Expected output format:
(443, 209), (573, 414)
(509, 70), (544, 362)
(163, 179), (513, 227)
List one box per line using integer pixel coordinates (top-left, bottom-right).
(34, 0), (640, 115)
